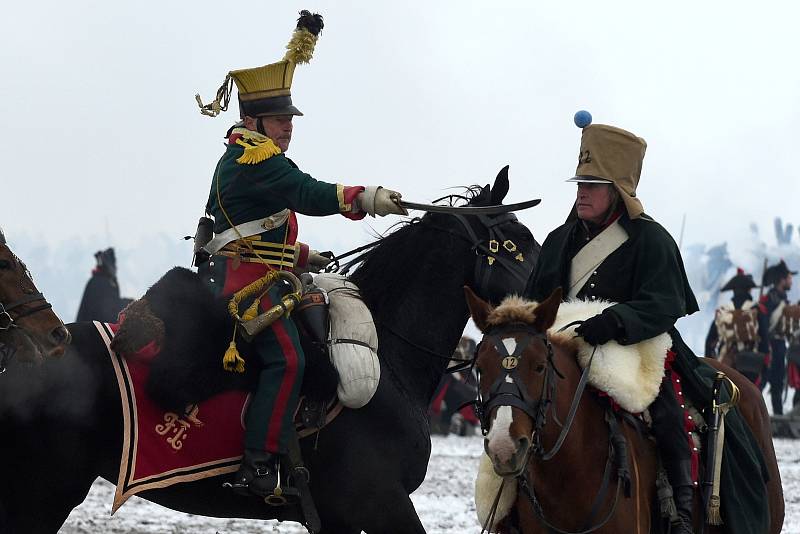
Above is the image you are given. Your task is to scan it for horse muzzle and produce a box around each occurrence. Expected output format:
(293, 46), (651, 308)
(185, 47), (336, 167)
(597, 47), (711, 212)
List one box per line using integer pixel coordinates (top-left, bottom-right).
(485, 433), (531, 477)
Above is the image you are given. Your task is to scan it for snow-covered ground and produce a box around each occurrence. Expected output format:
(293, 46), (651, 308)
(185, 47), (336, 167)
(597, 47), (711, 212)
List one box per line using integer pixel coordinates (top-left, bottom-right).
(59, 434), (798, 533)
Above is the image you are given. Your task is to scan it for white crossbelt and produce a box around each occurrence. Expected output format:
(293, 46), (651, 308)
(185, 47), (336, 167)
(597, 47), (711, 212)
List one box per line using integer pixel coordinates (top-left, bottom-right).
(204, 209), (291, 255)
(568, 220), (629, 299)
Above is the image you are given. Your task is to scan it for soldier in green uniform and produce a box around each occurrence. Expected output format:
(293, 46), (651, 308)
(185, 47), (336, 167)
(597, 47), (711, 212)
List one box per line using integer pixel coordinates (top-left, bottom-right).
(195, 11), (405, 498)
(524, 112), (769, 534)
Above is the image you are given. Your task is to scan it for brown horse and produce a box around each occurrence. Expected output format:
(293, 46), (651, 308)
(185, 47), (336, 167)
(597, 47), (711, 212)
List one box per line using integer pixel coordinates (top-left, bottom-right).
(465, 287), (783, 534)
(0, 229), (70, 365)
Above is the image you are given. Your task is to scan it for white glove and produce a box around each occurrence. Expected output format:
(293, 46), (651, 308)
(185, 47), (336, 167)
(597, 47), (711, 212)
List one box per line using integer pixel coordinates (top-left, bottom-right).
(358, 186), (408, 217)
(307, 250), (332, 273)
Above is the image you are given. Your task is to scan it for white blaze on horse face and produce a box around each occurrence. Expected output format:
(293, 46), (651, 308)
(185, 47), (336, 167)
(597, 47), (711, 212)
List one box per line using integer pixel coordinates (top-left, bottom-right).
(502, 337), (517, 355)
(486, 383), (516, 464)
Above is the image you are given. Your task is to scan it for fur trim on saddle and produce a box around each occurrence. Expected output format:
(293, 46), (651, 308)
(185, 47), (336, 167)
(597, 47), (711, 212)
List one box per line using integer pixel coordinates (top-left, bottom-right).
(475, 452), (517, 532)
(548, 300), (672, 413)
(111, 298), (165, 354)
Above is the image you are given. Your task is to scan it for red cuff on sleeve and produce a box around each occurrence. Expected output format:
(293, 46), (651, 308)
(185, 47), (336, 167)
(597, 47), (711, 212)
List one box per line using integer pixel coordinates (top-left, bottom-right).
(341, 185), (366, 221)
(297, 242), (310, 268)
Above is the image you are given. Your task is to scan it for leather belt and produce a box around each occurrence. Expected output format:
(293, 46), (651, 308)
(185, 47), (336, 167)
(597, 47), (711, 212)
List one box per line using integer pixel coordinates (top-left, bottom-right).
(204, 210), (291, 255)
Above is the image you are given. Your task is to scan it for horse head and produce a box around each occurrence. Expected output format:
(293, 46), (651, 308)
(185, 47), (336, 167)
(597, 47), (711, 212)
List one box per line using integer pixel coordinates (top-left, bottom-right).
(419, 165), (539, 305)
(0, 230), (70, 365)
(466, 286), (562, 476)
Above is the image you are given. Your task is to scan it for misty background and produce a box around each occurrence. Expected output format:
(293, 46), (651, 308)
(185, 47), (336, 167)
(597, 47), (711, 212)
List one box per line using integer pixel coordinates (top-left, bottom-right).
(2, 1), (799, 351)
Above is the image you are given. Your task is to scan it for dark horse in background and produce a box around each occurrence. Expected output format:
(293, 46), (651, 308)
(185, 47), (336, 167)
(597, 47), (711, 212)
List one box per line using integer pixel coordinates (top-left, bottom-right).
(0, 169), (540, 533)
(0, 228), (70, 364)
(0, 228), (71, 530)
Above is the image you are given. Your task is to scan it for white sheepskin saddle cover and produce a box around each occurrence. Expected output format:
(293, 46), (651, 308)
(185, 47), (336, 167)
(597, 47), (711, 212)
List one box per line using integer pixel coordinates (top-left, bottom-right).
(313, 274), (380, 409)
(549, 299), (671, 414)
(475, 453), (517, 532)
(475, 299), (671, 529)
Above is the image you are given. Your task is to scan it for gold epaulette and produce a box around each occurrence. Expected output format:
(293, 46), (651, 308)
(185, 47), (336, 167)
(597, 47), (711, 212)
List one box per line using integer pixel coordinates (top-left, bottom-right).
(231, 128), (282, 165)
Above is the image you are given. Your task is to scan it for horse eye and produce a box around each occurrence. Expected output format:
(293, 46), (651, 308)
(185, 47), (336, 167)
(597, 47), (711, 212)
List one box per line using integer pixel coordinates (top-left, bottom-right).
(0, 260), (11, 270)
(534, 363), (546, 373)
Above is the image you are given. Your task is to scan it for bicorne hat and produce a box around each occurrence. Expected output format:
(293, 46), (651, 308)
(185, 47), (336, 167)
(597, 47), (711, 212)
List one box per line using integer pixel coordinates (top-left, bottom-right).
(721, 267), (757, 292)
(762, 259), (798, 287)
(566, 111), (647, 220)
(196, 11), (324, 118)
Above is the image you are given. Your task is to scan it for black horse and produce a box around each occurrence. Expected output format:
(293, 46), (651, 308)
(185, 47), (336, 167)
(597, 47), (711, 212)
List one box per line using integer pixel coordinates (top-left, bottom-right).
(0, 170), (539, 534)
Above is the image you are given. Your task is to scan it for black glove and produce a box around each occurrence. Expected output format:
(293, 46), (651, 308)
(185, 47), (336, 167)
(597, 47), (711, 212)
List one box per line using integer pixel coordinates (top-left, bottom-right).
(575, 311), (621, 346)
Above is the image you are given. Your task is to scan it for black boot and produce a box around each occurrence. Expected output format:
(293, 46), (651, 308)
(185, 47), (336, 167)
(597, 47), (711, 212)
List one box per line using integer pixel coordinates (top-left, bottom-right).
(226, 448), (279, 497)
(671, 484), (695, 534)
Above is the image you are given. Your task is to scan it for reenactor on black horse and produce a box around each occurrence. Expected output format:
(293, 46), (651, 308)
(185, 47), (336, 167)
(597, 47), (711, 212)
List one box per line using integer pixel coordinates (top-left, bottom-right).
(704, 268), (767, 383)
(760, 259), (797, 414)
(76, 247), (132, 323)
(194, 11), (406, 499)
(525, 112), (769, 534)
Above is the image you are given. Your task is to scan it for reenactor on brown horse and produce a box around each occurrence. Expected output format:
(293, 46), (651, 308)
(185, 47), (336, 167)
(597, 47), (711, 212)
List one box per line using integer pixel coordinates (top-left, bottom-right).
(525, 112), (770, 533)
(760, 259), (797, 414)
(705, 268), (767, 383)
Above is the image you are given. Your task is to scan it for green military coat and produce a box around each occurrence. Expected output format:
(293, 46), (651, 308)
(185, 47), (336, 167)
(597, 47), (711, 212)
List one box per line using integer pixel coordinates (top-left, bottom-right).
(206, 128), (362, 266)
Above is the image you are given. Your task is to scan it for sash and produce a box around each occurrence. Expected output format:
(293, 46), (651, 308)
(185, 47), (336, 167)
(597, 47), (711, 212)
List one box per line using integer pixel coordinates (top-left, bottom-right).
(568, 220), (629, 299)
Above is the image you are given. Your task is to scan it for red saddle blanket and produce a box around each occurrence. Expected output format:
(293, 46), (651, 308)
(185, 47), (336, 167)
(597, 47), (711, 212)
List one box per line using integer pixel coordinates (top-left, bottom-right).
(95, 322), (343, 512)
(96, 322), (249, 512)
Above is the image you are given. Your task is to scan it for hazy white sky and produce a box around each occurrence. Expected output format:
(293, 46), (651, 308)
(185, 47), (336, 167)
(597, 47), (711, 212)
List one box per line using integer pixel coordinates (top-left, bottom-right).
(2, 0), (799, 255)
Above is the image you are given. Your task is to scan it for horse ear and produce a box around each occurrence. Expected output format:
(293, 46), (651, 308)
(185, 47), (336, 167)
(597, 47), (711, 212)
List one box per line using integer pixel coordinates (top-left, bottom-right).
(490, 165), (509, 205)
(472, 184), (492, 206)
(464, 286), (493, 332)
(532, 287), (563, 332)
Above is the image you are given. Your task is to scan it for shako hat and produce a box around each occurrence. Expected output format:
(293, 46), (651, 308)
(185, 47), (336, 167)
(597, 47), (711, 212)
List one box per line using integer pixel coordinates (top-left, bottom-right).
(762, 259), (798, 286)
(196, 10), (324, 118)
(721, 267), (758, 292)
(566, 110), (648, 219)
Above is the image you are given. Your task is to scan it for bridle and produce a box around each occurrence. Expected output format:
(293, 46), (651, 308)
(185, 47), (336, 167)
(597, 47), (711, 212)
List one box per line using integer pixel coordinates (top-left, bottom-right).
(0, 292), (53, 331)
(475, 321), (633, 534)
(326, 213), (536, 366)
(0, 251), (55, 373)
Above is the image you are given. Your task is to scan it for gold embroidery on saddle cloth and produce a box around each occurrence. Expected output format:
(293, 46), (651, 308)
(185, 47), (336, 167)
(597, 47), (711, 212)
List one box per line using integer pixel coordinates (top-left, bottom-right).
(231, 128), (282, 165)
(154, 405), (204, 451)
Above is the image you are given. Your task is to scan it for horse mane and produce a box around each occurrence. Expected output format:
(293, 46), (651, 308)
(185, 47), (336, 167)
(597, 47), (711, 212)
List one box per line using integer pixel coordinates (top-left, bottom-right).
(485, 295), (579, 353)
(350, 186), (484, 315)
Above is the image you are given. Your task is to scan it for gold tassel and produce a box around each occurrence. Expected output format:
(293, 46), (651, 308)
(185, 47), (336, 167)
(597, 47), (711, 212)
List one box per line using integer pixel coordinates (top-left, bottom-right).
(235, 137), (282, 165)
(707, 495), (722, 525)
(196, 74), (233, 118)
(223, 340), (245, 373)
(242, 298), (261, 321)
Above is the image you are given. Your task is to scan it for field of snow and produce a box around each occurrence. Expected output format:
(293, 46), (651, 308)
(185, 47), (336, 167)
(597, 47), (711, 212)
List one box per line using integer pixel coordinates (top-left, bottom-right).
(59, 434), (799, 533)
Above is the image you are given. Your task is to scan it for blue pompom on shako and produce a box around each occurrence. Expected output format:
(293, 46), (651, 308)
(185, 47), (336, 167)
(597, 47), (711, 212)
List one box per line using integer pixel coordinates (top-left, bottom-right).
(574, 110), (592, 128)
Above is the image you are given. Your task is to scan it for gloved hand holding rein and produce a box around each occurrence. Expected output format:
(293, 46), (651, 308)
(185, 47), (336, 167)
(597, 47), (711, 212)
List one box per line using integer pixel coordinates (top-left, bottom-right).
(357, 186), (408, 217)
(574, 310), (624, 346)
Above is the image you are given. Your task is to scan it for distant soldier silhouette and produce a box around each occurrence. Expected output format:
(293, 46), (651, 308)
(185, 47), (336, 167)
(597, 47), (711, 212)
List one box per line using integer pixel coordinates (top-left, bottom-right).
(76, 248), (131, 323)
(760, 259), (797, 415)
(705, 268), (767, 383)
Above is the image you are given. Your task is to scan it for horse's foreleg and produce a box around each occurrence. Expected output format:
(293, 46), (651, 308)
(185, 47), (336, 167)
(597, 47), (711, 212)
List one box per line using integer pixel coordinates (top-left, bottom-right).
(360, 492), (426, 534)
